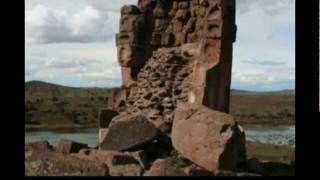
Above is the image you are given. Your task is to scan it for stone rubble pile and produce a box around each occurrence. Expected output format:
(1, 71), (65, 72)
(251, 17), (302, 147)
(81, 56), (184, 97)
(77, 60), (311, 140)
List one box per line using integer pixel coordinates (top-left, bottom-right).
(122, 47), (194, 129)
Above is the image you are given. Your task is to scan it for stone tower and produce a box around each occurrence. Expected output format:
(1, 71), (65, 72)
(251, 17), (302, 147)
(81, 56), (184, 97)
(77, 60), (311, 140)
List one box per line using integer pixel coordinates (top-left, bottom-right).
(100, 1), (246, 171)
(115, 0), (236, 113)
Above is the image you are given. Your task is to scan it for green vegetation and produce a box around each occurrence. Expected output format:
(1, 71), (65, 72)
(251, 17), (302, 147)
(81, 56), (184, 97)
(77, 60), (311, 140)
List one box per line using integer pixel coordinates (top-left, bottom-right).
(25, 81), (295, 130)
(246, 141), (295, 163)
(230, 91), (295, 127)
(169, 150), (193, 168)
(25, 81), (116, 129)
(246, 141), (295, 176)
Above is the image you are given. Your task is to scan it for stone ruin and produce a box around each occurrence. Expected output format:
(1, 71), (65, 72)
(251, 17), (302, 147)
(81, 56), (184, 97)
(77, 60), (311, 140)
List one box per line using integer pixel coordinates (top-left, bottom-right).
(98, 0), (247, 174)
(24, 1), (285, 176)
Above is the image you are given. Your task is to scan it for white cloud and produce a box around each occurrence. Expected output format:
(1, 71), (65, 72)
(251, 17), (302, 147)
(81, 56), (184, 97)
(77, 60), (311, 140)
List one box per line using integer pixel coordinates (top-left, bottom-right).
(231, 0), (295, 90)
(44, 57), (100, 69)
(88, 0), (138, 13)
(241, 59), (285, 66)
(25, 42), (122, 88)
(237, 0), (294, 16)
(25, 4), (117, 44)
(25, 0), (295, 91)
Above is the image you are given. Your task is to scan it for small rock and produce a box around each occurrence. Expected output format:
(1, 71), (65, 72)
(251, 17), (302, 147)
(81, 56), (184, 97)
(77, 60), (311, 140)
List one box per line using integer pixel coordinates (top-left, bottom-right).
(26, 151), (109, 176)
(152, 80), (164, 87)
(163, 103), (174, 108)
(73, 149), (145, 176)
(143, 92), (153, 100)
(178, 1), (189, 9)
(163, 97), (172, 103)
(25, 141), (52, 152)
(55, 139), (88, 155)
(174, 89), (182, 95)
(199, 0), (209, 7)
(157, 89), (169, 97)
(184, 165), (214, 176)
(150, 72), (160, 81)
(144, 158), (187, 176)
(150, 96), (159, 102)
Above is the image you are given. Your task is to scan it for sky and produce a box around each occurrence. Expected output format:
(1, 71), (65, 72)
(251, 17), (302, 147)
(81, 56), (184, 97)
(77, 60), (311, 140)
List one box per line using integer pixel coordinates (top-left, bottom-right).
(25, 0), (295, 91)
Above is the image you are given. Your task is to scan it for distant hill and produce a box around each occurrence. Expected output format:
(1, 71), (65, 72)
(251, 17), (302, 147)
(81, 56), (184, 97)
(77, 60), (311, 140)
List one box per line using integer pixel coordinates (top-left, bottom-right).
(231, 89), (294, 95)
(230, 89), (295, 126)
(25, 81), (116, 127)
(25, 81), (295, 128)
(230, 89), (250, 93)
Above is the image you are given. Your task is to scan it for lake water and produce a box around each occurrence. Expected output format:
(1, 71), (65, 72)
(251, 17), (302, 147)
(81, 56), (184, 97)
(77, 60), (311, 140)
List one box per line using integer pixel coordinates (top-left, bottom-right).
(245, 126), (295, 147)
(25, 126), (295, 148)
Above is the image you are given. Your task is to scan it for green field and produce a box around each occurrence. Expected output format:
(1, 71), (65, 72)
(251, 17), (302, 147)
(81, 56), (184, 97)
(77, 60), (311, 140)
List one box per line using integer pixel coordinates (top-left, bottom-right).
(25, 81), (114, 128)
(25, 81), (295, 129)
(230, 90), (295, 127)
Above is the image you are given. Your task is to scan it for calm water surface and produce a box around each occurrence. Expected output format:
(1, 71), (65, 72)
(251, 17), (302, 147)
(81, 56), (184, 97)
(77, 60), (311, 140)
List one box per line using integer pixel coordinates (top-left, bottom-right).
(25, 126), (295, 148)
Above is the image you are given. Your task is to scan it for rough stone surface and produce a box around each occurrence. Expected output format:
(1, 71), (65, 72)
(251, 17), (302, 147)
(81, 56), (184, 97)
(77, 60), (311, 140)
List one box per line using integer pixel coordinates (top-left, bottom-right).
(25, 141), (52, 152)
(214, 170), (261, 177)
(55, 139), (89, 155)
(107, 87), (129, 111)
(171, 104), (246, 171)
(184, 165), (215, 176)
(144, 158), (187, 176)
(100, 113), (159, 151)
(72, 149), (147, 176)
(119, 47), (194, 129)
(25, 151), (109, 176)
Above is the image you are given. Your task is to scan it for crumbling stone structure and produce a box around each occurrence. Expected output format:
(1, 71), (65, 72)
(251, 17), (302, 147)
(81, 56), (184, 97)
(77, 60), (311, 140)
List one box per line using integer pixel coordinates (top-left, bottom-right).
(25, 1), (286, 176)
(99, 0), (246, 173)
(114, 0), (236, 114)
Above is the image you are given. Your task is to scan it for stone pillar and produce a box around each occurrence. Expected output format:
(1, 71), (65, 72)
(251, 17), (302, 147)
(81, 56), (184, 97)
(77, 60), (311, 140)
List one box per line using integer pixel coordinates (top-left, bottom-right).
(116, 5), (146, 88)
(189, 0), (236, 113)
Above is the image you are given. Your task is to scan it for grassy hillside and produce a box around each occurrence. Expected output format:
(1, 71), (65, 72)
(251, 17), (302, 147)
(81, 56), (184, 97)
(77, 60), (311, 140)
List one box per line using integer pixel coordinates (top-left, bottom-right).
(230, 90), (295, 126)
(25, 81), (295, 129)
(25, 81), (115, 128)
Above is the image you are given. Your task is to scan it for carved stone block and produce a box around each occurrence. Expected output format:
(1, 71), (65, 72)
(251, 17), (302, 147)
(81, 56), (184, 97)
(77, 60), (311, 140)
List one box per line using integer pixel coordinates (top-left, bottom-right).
(117, 44), (144, 67)
(154, 18), (169, 32)
(120, 14), (144, 33)
(175, 9), (191, 21)
(116, 32), (138, 46)
(178, 1), (190, 9)
(161, 32), (174, 46)
(175, 32), (186, 46)
(172, 20), (184, 32)
(203, 20), (223, 39)
(151, 32), (162, 46)
(191, 0), (200, 6)
(153, 7), (165, 18)
(121, 5), (141, 15)
(184, 17), (196, 33)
